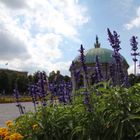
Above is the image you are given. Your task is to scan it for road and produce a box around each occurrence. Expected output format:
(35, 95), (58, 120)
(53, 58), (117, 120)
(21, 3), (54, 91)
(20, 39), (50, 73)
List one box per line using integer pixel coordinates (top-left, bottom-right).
(0, 102), (34, 127)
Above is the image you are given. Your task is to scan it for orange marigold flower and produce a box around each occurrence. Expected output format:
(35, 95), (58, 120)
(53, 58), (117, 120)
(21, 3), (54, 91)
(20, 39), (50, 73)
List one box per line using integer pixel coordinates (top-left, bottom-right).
(9, 133), (23, 140)
(0, 128), (9, 137)
(32, 124), (39, 130)
(6, 121), (13, 128)
(4, 135), (10, 140)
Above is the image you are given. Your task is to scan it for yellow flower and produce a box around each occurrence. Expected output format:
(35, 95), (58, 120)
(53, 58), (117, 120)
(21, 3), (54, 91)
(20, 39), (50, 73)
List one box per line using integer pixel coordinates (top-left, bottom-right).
(0, 128), (9, 137)
(32, 124), (39, 130)
(9, 133), (23, 140)
(3, 131), (10, 137)
(6, 121), (13, 128)
(4, 135), (10, 140)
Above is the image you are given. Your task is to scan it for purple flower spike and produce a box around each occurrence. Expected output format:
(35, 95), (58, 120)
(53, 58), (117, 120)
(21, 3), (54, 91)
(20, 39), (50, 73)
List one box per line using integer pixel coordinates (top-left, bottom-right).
(130, 36), (138, 51)
(130, 36), (139, 75)
(83, 90), (91, 112)
(79, 45), (87, 72)
(109, 63), (115, 84)
(107, 28), (114, 47)
(113, 31), (121, 52)
(79, 44), (88, 88)
(36, 71), (48, 107)
(107, 28), (126, 85)
(13, 84), (25, 115)
(28, 84), (38, 111)
(107, 28), (121, 52)
(93, 56), (103, 83)
(123, 74), (130, 87)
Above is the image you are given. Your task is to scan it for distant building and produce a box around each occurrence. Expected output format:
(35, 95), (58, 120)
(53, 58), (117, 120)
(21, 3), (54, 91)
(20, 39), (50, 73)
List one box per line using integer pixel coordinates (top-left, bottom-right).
(69, 36), (129, 91)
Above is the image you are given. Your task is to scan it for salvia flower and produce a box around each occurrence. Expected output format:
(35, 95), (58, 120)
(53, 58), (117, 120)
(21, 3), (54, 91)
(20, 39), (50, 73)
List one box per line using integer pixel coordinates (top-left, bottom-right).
(92, 56), (103, 84)
(107, 28), (114, 47)
(28, 84), (38, 112)
(95, 55), (103, 82)
(130, 36), (139, 75)
(79, 44), (87, 72)
(36, 71), (48, 107)
(107, 28), (121, 52)
(130, 36), (138, 51)
(83, 90), (92, 112)
(123, 74), (130, 87)
(107, 28), (125, 85)
(79, 44), (88, 88)
(109, 63), (115, 84)
(49, 80), (72, 104)
(13, 84), (25, 115)
(113, 31), (121, 52)
(107, 28), (122, 62)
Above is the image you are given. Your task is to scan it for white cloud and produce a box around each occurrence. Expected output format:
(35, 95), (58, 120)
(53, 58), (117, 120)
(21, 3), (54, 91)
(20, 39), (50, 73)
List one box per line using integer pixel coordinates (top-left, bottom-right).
(0, 0), (28, 9)
(30, 33), (63, 63)
(125, 6), (140, 30)
(0, 30), (30, 60)
(0, 0), (89, 75)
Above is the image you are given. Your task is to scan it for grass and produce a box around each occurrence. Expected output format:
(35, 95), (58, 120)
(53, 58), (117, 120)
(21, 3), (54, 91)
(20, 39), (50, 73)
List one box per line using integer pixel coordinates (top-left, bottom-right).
(0, 95), (32, 103)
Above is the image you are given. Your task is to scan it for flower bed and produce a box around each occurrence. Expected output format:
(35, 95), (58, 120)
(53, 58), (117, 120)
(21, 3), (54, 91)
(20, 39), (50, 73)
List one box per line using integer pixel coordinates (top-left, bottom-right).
(0, 121), (23, 140)
(1, 83), (140, 140)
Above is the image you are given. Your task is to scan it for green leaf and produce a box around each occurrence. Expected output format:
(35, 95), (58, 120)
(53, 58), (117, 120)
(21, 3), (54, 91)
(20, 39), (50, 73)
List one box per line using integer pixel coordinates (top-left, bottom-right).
(135, 131), (140, 137)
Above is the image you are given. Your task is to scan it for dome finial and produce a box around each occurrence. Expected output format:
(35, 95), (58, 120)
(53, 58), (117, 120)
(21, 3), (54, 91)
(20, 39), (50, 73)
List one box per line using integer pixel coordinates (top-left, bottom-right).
(94, 35), (100, 48)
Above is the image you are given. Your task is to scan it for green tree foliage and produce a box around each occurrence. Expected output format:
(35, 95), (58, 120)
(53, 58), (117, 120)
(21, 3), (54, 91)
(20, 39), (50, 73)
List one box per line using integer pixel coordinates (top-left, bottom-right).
(17, 76), (28, 94)
(129, 74), (140, 86)
(48, 70), (71, 83)
(0, 71), (9, 94)
(48, 70), (56, 83)
(0, 69), (28, 95)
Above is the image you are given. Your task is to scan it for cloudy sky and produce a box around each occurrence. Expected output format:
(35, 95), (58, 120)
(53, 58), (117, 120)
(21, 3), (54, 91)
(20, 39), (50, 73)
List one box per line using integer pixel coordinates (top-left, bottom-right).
(0, 0), (140, 75)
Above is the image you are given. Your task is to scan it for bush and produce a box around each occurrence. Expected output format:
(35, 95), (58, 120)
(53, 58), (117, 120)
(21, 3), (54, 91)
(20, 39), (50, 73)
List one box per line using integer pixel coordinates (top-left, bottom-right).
(6, 83), (140, 140)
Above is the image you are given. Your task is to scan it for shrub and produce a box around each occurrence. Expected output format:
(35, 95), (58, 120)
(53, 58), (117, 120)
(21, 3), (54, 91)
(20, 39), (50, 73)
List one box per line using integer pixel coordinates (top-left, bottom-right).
(6, 83), (140, 140)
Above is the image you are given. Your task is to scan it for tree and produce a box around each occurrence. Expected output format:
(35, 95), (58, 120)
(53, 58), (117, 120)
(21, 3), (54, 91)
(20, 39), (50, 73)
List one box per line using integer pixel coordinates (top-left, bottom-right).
(0, 71), (9, 94)
(128, 74), (140, 86)
(17, 75), (28, 94)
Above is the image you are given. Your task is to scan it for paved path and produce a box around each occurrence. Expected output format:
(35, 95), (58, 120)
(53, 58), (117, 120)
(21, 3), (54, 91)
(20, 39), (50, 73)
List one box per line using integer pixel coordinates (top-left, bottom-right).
(0, 102), (34, 127)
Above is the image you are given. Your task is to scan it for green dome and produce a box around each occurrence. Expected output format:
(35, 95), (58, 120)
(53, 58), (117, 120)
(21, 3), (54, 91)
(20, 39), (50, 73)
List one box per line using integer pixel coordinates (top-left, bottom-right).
(74, 48), (129, 67)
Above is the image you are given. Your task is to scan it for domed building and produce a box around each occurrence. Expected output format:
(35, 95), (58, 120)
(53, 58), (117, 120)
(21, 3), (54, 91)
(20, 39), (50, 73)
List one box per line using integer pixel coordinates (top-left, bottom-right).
(69, 36), (129, 91)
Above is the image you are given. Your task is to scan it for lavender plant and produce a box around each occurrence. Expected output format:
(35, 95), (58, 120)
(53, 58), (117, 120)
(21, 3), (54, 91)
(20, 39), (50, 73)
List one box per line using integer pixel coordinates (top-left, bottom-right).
(28, 84), (38, 112)
(78, 45), (93, 111)
(107, 28), (125, 85)
(130, 36), (139, 75)
(94, 56), (103, 83)
(13, 84), (25, 115)
(49, 80), (72, 104)
(79, 44), (88, 88)
(123, 74), (130, 87)
(36, 71), (48, 107)
(107, 28), (121, 52)
(109, 63), (115, 85)
(83, 90), (92, 112)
